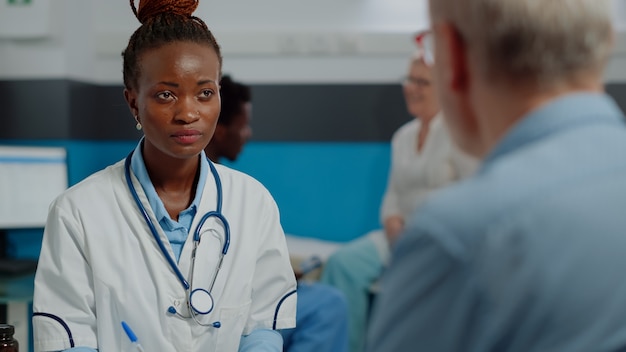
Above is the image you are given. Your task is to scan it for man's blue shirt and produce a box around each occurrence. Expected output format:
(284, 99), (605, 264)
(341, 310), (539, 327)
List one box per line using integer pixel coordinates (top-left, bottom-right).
(367, 93), (626, 352)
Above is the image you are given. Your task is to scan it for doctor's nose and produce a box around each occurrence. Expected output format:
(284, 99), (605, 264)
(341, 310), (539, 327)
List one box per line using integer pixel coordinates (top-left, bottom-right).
(175, 98), (201, 124)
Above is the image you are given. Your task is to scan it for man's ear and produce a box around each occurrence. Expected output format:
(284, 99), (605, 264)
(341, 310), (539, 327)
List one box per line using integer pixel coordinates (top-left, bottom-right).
(437, 23), (470, 93)
(123, 88), (139, 117)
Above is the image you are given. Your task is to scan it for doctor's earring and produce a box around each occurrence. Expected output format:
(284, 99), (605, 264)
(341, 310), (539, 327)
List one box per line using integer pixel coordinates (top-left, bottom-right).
(135, 116), (142, 131)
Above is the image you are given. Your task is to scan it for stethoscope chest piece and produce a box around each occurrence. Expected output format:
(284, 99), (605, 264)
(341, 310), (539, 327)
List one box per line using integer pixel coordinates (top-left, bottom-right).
(190, 288), (214, 315)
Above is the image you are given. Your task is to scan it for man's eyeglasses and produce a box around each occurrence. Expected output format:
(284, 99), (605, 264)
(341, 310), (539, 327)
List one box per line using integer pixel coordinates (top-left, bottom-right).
(415, 30), (434, 66)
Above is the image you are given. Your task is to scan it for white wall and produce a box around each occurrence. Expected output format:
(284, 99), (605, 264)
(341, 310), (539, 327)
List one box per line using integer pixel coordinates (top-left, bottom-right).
(0, 0), (96, 80)
(92, 0), (430, 84)
(93, 0), (430, 33)
(1, 0), (626, 84)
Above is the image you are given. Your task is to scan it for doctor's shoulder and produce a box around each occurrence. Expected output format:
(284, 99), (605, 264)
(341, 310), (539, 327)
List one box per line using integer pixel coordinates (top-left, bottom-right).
(212, 163), (280, 209)
(47, 160), (125, 211)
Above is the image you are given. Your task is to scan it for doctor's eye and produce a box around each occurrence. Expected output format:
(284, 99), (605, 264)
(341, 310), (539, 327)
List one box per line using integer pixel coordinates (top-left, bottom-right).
(156, 91), (175, 101)
(199, 89), (214, 99)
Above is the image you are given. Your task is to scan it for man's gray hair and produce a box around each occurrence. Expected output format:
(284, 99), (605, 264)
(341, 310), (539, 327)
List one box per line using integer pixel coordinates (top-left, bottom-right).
(430, 0), (614, 85)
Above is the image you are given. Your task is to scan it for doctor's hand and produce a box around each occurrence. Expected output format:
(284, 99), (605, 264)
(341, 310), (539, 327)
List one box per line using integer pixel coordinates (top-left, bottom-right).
(384, 216), (405, 247)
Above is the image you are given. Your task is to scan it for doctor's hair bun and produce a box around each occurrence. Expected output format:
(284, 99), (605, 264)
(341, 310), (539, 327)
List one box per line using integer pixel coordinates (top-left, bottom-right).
(131, 0), (199, 25)
(122, 0), (222, 90)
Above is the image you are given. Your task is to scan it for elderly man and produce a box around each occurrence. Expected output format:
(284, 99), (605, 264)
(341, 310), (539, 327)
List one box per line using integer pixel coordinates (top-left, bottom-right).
(367, 1), (626, 351)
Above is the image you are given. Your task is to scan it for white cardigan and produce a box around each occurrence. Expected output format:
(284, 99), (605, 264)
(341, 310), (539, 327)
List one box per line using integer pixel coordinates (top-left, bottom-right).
(380, 113), (477, 223)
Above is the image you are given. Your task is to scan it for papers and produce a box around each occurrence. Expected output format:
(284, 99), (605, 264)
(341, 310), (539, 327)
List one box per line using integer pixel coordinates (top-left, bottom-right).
(0, 146), (67, 229)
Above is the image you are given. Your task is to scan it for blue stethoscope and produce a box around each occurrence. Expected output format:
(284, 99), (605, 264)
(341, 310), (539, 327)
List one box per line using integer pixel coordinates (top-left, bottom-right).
(124, 150), (230, 328)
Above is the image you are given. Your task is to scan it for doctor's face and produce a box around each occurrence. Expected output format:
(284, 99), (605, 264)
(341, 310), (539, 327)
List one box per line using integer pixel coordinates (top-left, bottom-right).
(124, 41), (222, 161)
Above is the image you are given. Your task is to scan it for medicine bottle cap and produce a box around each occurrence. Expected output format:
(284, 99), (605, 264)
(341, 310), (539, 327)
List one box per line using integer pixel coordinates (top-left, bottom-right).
(0, 325), (14, 336)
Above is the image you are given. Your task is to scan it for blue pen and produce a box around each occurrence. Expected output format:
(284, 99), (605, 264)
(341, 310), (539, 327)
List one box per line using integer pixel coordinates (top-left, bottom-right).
(121, 321), (146, 352)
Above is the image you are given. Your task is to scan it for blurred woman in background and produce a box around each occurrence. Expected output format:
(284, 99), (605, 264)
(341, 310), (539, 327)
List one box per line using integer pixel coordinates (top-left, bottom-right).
(320, 36), (478, 352)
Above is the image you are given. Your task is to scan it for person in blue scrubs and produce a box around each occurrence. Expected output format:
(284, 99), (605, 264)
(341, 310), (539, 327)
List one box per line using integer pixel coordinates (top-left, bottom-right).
(205, 75), (350, 352)
(367, 1), (626, 351)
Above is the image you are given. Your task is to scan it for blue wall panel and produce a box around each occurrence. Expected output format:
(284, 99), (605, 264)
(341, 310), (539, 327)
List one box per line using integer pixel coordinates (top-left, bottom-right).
(222, 142), (390, 242)
(2, 140), (391, 259)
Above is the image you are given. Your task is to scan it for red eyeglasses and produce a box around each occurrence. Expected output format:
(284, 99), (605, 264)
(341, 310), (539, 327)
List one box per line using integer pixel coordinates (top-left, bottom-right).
(414, 30), (434, 66)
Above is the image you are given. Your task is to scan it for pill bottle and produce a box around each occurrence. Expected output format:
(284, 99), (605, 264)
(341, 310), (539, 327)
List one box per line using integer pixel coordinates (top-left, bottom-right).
(0, 324), (18, 352)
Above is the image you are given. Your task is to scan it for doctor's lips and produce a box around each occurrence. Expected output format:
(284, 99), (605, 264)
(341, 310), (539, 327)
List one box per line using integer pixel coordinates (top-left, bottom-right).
(172, 129), (202, 144)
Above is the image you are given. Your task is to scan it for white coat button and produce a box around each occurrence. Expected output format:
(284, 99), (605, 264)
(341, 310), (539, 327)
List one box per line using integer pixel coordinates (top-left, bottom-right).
(174, 300), (180, 306)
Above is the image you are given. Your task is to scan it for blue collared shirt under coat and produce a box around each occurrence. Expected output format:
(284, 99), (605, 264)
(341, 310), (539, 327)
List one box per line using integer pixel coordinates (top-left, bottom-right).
(130, 142), (207, 262)
(366, 93), (626, 352)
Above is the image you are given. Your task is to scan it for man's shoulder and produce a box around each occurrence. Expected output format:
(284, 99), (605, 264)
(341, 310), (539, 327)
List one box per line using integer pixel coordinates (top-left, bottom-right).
(407, 145), (570, 254)
(409, 128), (626, 256)
(404, 174), (495, 256)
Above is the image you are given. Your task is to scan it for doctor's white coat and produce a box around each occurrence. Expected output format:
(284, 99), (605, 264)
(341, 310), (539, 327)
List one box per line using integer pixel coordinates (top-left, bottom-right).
(32, 159), (297, 351)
